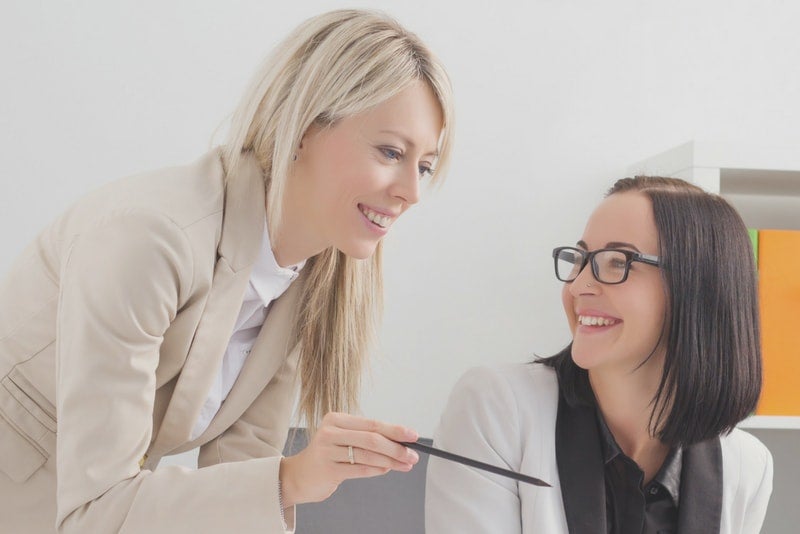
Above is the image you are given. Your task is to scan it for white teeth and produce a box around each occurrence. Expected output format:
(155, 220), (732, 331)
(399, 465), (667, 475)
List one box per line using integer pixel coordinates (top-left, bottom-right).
(361, 206), (391, 228)
(578, 315), (617, 326)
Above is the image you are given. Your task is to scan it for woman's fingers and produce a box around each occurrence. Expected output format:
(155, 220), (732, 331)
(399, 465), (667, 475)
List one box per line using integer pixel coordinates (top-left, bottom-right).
(336, 430), (418, 468)
(320, 413), (419, 469)
(279, 413), (421, 507)
(340, 444), (416, 472)
(323, 412), (418, 442)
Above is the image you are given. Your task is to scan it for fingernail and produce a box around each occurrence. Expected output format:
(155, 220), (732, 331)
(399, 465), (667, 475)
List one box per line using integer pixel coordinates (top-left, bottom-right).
(409, 450), (419, 462)
(406, 428), (419, 441)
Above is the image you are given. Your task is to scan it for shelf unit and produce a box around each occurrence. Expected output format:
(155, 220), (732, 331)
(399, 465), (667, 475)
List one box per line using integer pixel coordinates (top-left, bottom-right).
(627, 140), (800, 431)
(739, 416), (800, 430)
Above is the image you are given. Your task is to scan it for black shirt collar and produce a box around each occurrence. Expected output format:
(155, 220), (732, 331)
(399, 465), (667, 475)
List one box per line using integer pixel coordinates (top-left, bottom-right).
(595, 407), (682, 507)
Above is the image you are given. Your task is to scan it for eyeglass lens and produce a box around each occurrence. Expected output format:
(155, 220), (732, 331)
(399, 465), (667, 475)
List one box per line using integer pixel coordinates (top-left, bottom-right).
(555, 248), (630, 284)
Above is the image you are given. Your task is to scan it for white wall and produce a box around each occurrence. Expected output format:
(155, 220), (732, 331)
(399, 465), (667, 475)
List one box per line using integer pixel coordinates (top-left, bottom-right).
(3, 0), (799, 452)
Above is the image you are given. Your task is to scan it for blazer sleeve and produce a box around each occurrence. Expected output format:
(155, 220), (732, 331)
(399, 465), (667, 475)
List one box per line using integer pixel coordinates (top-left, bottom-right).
(55, 211), (288, 534)
(742, 446), (773, 534)
(720, 429), (774, 534)
(425, 366), (524, 534)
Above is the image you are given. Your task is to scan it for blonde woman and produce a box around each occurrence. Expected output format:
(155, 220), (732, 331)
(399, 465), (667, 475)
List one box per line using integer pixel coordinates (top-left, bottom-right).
(0, 9), (453, 533)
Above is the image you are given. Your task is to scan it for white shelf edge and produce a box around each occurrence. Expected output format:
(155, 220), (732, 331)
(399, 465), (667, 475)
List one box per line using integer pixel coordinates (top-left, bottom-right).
(737, 415), (800, 430)
(691, 141), (800, 171)
(627, 140), (800, 177)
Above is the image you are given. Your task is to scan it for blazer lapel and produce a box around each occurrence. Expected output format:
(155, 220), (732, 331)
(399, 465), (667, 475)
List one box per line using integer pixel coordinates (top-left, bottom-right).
(556, 394), (607, 534)
(184, 272), (305, 446)
(676, 437), (723, 533)
(149, 151), (266, 458)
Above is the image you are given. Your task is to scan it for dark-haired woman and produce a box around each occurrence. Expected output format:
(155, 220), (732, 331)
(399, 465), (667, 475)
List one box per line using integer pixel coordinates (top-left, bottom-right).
(426, 176), (772, 533)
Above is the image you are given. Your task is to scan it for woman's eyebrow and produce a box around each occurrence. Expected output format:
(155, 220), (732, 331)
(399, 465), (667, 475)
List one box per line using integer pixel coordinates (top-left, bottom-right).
(605, 241), (641, 251)
(576, 239), (641, 251)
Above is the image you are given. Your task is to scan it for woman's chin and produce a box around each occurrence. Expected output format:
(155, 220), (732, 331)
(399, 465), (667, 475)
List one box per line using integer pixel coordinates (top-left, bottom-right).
(337, 241), (379, 260)
(570, 345), (597, 370)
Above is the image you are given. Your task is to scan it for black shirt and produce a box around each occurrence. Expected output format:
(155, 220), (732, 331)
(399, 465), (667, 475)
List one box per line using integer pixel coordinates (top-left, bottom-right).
(597, 411), (682, 534)
(546, 354), (723, 533)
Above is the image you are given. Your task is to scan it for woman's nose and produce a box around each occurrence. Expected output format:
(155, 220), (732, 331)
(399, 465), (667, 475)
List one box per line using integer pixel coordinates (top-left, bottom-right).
(389, 164), (421, 205)
(570, 260), (598, 294)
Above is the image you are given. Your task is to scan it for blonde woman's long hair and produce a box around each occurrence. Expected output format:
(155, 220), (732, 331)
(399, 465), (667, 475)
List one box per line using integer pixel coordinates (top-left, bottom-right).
(224, 9), (455, 433)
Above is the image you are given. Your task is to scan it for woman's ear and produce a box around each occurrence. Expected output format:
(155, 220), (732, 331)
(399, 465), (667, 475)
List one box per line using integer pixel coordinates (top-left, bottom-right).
(292, 135), (306, 162)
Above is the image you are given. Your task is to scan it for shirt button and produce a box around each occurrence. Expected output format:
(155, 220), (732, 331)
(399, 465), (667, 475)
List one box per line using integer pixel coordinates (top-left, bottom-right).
(649, 486), (659, 495)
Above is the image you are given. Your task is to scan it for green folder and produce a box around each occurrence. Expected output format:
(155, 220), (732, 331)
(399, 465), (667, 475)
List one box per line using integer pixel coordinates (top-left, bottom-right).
(748, 228), (758, 267)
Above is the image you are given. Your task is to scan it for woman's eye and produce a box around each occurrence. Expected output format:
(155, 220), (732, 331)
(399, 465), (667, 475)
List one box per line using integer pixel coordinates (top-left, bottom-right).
(381, 147), (401, 160)
(419, 165), (434, 178)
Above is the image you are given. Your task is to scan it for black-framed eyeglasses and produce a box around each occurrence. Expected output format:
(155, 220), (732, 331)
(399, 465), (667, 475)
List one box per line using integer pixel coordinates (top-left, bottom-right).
(552, 246), (661, 285)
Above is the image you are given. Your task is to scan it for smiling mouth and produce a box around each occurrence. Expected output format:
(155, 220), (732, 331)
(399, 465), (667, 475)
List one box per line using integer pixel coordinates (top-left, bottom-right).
(578, 315), (619, 327)
(359, 205), (392, 228)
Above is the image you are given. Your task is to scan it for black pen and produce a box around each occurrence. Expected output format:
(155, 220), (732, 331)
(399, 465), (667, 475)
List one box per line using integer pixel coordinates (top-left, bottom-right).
(400, 440), (551, 487)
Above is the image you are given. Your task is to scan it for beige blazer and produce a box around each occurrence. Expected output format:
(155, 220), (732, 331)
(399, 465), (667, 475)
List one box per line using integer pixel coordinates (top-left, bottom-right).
(0, 150), (303, 533)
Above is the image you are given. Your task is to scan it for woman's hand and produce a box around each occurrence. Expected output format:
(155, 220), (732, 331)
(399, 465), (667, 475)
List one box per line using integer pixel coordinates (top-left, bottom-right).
(279, 412), (420, 507)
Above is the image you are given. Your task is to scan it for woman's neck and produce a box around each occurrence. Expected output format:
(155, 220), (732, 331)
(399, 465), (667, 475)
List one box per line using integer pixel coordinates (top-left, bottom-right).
(268, 200), (325, 268)
(271, 229), (318, 268)
(590, 362), (670, 483)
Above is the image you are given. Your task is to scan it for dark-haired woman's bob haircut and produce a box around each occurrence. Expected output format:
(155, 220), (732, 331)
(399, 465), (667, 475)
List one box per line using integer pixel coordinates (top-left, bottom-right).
(541, 176), (762, 447)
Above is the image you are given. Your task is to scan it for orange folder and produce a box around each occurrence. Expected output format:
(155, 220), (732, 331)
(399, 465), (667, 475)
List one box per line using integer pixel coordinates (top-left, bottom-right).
(756, 229), (800, 415)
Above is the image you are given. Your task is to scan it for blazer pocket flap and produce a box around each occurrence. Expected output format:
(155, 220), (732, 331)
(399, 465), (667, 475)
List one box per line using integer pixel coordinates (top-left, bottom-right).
(0, 411), (46, 482)
(0, 375), (56, 452)
(0, 375), (54, 482)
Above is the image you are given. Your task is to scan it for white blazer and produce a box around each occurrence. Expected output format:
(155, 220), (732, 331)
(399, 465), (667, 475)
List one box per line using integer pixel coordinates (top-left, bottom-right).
(425, 363), (773, 533)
